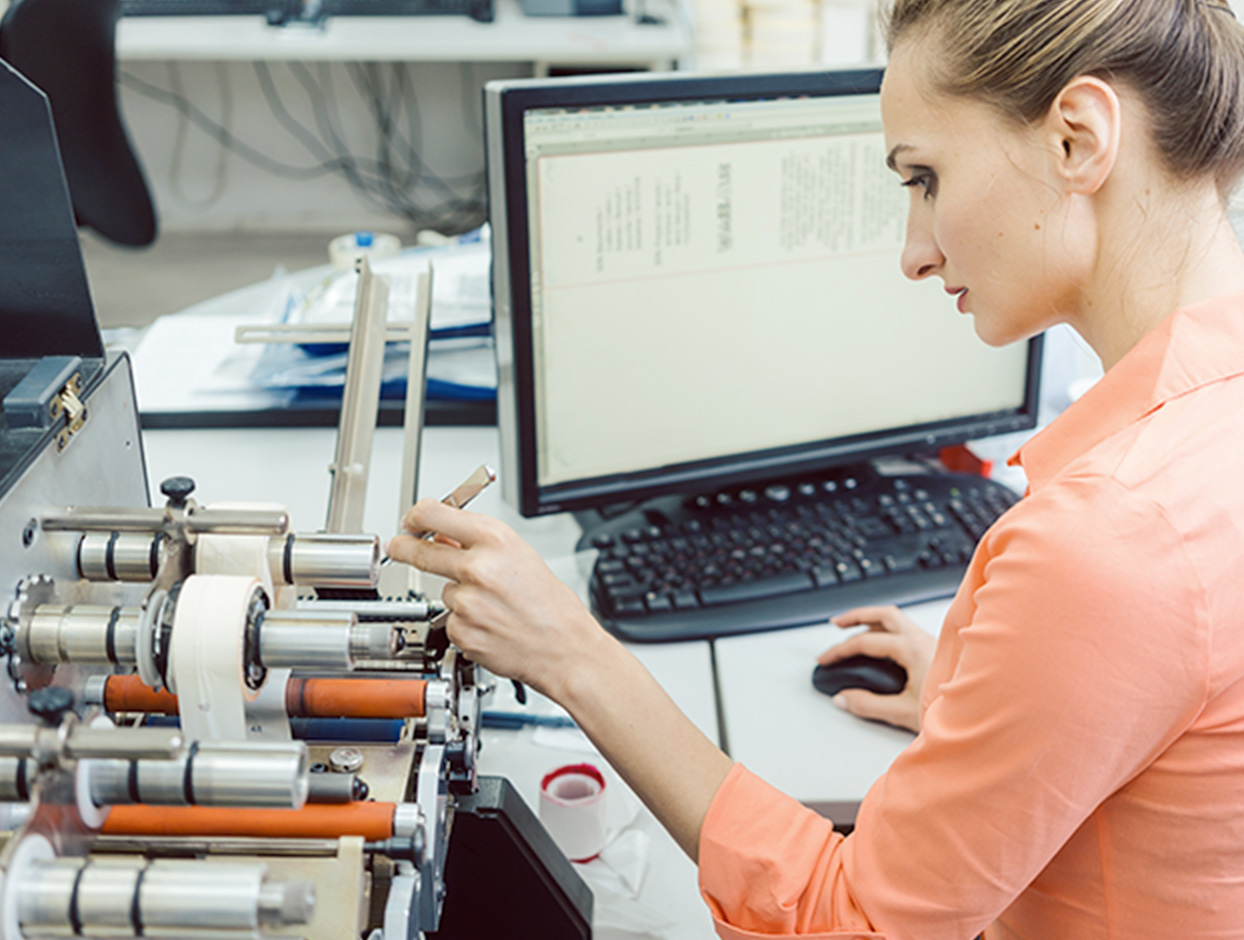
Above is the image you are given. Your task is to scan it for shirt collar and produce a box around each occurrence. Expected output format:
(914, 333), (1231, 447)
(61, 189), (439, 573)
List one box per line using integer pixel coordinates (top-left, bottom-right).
(1011, 289), (1244, 492)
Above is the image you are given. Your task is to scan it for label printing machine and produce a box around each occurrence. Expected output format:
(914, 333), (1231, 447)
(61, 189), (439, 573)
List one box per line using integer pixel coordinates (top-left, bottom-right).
(0, 60), (590, 940)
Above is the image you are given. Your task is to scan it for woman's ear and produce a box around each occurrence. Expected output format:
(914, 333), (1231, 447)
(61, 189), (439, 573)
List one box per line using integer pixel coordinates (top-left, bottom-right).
(1044, 75), (1121, 195)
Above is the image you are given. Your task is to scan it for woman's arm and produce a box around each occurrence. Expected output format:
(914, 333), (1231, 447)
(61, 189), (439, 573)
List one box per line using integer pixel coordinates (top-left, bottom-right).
(387, 498), (733, 860)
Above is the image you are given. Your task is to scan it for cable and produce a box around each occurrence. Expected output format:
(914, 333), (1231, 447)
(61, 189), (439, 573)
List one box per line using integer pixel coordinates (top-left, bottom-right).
(120, 62), (488, 233)
(166, 61), (231, 207)
(120, 70), (349, 180)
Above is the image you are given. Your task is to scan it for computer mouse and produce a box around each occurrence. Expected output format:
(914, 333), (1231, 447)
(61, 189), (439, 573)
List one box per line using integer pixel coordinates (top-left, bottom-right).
(812, 655), (907, 697)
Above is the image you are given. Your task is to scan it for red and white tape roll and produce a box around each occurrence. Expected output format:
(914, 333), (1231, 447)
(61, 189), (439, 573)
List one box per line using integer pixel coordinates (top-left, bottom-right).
(539, 763), (608, 863)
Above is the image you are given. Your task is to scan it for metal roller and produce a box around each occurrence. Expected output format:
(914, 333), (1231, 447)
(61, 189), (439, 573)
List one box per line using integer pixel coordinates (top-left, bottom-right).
(0, 757), (32, 802)
(257, 611), (397, 671)
(20, 604), (140, 665)
(268, 533), (380, 587)
(76, 533), (162, 582)
(88, 740), (309, 809)
(0, 724), (182, 762)
(15, 857), (314, 936)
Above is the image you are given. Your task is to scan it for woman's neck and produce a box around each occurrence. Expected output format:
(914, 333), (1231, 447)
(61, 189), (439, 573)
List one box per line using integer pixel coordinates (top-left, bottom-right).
(1074, 179), (1244, 370)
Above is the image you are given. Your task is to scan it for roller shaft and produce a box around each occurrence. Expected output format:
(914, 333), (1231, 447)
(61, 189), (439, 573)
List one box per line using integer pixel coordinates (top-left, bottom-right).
(22, 604), (140, 665)
(89, 741), (309, 809)
(16, 858), (313, 935)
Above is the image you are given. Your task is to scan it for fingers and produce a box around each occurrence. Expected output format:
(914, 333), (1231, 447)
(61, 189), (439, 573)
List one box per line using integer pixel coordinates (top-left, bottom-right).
(817, 629), (911, 667)
(386, 533), (470, 582)
(832, 688), (920, 733)
(399, 498), (492, 546)
(831, 604), (918, 634)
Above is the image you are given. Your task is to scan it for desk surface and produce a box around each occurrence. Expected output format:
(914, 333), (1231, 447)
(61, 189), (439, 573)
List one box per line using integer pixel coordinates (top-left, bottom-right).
(141, 421), (929, 938)
(714, 600), (947, 819)
(117, 0), (689, 65)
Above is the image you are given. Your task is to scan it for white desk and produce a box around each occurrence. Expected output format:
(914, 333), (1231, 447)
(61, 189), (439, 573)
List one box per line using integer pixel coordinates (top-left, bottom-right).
(714, 600), (947, 823)
(117, 0), (690, 68)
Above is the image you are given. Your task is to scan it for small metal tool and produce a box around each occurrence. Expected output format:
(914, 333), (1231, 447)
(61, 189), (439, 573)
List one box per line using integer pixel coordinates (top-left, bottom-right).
(410, 464), (497, 541)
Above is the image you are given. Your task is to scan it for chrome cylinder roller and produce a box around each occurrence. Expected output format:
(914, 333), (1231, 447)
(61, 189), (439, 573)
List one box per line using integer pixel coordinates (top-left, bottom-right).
(256, 611), (397, 671)
(268, 533), (380, 588)
(15, 858), (314, 937)
(0, 758), (32, 802)
(0, 724), (181, 762)
(77, 533), (161, 583)
(88, 740), (309, 809)
(20, 604), (140, 665)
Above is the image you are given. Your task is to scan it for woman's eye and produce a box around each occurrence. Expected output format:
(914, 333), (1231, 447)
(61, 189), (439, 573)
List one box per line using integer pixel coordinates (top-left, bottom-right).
(901, 174), (936, 200)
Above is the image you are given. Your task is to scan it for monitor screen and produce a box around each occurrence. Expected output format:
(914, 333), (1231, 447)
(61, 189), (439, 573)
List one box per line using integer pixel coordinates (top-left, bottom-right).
(485, 69), (1042, 518)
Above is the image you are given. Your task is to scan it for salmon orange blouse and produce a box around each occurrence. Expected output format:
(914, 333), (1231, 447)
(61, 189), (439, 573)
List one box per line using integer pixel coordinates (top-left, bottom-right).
(698, 290), (1244, 939)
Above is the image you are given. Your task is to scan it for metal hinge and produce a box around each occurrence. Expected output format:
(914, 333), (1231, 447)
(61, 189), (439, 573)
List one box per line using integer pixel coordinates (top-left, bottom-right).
(49, 372), (86, 451)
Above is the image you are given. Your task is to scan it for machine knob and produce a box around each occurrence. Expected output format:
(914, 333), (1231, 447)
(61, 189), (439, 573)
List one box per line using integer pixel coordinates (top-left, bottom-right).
(27, 686), (74, 725)
(160, 476), (197, 509)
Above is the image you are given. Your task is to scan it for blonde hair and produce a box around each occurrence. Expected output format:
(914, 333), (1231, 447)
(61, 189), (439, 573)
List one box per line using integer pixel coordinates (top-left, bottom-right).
(883, 0), (1244, 191)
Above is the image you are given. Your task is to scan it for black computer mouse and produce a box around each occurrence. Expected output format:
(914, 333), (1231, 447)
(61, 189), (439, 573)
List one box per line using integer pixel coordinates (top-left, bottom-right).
(812, 655), (908, 697)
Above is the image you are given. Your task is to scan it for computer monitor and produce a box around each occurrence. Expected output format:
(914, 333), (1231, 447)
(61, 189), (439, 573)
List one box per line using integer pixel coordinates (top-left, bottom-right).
(485, 69), (1042, 520)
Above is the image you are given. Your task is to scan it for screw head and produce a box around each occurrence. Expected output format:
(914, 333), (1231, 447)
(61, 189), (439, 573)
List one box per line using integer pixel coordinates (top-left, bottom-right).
(159, 476), (196, 509)
(27, 686), (74, 725)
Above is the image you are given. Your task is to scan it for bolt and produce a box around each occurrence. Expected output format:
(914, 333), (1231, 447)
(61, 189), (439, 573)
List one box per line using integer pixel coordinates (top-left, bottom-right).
(27, 686), (74, 725)
(159, 476), (196, 509)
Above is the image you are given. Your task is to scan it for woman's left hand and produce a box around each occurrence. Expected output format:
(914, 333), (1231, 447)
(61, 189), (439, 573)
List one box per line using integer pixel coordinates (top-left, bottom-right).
(819, 604), (936, 733)
(386, 498), (611, 703)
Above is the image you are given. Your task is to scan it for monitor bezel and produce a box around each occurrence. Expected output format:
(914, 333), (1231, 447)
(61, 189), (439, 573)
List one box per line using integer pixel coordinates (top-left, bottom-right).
(486, 68), (1043, 518)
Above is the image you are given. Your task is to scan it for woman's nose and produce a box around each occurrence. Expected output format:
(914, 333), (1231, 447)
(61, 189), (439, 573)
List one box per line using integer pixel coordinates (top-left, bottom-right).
(900, 213), (944, 281)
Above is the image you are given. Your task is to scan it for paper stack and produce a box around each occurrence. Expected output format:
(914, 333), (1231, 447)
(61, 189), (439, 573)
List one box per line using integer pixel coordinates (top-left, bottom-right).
(746, 0), (819, 68)
(690, 0), (748, 70)
(690, 0), (876, 71)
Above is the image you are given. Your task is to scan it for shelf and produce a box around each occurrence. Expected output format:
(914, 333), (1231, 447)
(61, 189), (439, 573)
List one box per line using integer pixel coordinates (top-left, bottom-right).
(116, 0), (690, 66)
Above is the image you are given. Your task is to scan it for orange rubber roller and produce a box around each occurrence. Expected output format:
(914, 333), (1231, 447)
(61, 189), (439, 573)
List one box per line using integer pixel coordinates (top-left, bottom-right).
(101, 801), (409, 840)
(101, 675), (427, 720)
(284, 678), (427, 720)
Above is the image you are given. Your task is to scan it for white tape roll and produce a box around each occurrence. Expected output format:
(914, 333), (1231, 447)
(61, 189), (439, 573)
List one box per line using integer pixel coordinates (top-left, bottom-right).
(193, 502), (288, 602)
(168, 574), (263, 742)
(539, 763), (608, 863)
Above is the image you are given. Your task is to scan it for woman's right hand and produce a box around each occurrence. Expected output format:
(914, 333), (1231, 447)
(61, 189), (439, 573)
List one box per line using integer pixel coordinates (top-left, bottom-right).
(386, 498), (612, 703)
(819, 605), (936, 733)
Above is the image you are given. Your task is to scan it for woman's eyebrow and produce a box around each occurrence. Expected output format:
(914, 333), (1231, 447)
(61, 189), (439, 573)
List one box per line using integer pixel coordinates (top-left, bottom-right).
(886, 144), (915, 172)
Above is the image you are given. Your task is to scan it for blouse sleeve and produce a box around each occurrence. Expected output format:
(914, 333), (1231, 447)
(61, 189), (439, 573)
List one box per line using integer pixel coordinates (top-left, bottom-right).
(697, 474), (1210, 939)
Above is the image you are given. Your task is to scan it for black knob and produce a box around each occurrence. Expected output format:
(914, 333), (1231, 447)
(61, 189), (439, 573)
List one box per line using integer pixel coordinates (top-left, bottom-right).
(160, 476), (196, 509)
(352, 777), (370, 801)
(27, 686), (74, 725)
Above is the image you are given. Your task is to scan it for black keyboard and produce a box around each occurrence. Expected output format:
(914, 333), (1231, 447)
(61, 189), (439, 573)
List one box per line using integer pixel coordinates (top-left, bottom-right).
(584, 464), (1019, 643)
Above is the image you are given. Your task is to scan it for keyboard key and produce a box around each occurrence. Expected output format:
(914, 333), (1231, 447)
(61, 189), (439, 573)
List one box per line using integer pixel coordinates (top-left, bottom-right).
(811, 565), (839, 587)
(699, 572), (815, 606)
(645, 593), (673, 613)
(672, 591), (700, 610)
(883, 551), (920, 574)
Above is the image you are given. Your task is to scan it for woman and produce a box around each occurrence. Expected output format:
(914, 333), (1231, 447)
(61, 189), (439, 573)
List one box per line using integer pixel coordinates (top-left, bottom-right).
(388, 0), (1244, 935)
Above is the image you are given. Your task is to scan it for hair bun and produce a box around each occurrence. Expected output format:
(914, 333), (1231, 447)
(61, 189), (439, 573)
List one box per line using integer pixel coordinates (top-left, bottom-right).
(1199, 0), (1238, 17)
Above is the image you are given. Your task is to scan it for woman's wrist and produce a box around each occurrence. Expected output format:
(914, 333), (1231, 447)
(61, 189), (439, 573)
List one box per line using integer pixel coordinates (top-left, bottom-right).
(545, 616), (632, 717)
